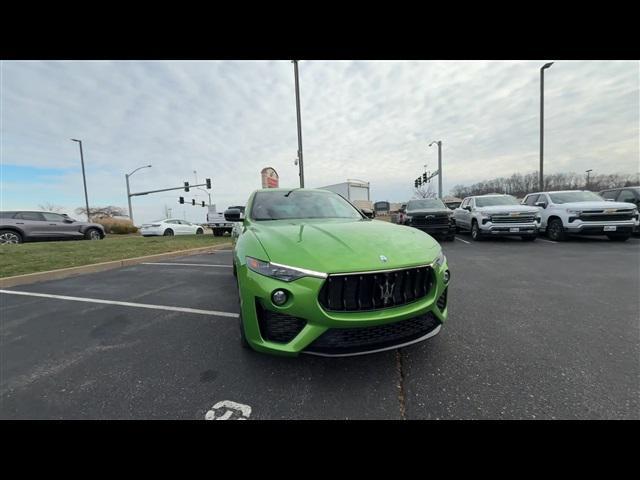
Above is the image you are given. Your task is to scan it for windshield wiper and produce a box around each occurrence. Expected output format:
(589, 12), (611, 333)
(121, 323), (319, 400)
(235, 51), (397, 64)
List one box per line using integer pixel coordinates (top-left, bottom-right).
(284, 189), (300, 197)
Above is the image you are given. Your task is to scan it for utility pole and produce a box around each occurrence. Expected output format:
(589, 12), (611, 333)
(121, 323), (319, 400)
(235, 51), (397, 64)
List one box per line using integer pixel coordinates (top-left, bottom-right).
(428, 140), (443, 199)
(540, 62), (554, 191)
(71, 139), (91, 221)
(292, 60), (304, 188)
(585, 169), (593, 190)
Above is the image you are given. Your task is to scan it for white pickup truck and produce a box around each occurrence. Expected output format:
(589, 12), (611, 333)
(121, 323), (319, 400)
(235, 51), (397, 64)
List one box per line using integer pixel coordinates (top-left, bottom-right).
(205, 205), (235, 237)
(453, 194), (540, 241)
(522, 190), (639, 242)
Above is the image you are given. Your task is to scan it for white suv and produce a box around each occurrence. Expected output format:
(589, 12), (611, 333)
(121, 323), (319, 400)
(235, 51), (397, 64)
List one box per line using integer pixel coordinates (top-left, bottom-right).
(522, 190), (639, 242)
(453, 194), (540, 241)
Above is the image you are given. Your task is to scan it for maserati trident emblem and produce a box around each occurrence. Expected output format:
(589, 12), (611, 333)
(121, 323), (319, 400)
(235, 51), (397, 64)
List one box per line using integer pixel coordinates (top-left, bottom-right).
(379, 255), (388, 263)
(379, 278), (396, 305)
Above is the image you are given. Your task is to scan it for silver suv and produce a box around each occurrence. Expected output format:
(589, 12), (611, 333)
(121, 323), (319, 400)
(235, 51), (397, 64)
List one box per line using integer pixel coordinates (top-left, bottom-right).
(0, 211), (105, 244)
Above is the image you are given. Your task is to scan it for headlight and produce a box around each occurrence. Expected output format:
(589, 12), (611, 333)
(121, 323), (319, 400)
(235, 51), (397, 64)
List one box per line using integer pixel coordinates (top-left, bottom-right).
(246, 256), (327, 282)
(567, 209), (582, 215)
(479, 211), (491, 218)
(404, 215), (413, 222)
(434, 249), (446, 269)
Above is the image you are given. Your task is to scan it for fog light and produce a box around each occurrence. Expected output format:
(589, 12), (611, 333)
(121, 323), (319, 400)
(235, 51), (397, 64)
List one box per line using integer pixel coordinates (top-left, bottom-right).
(443, 270), (450, 284)
(272, 290), (288, 306)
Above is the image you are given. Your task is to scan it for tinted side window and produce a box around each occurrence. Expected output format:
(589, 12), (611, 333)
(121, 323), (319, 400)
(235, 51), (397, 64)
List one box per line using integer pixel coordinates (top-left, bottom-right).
(524, 194), (539, 206)
(0, 212), (17, 219)
(42, 213), (65, 222)
(600, 190), (618, 200)
(460, 199), (468, 208)
(16, 212), (45, 221)
(618, 190), (638, 204)
(537, 194), (548, 204)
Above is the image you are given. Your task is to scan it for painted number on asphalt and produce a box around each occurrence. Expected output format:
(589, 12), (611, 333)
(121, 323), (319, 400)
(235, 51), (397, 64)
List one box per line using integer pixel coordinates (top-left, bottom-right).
(205, 400), (252, 420)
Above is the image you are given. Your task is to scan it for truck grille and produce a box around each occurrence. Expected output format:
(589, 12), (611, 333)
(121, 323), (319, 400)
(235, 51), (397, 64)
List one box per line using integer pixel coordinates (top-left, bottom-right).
(318, 266), (434, 312)
(412, 215), (449, 226)
(304, 312), (441, 355)
(578, 210), (634, 222)
(490, 214), (536, 224)
(256, 302), (306, 343)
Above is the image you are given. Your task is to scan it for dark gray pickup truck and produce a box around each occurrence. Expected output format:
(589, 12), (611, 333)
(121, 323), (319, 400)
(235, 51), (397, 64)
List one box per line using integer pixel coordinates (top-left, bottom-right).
(403, 198), (455, 241)
(0, 211), (105, 244)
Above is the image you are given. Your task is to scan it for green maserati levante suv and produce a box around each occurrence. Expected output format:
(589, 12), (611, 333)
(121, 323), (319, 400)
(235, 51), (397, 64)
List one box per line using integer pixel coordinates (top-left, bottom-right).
(224, 188), (450, 357)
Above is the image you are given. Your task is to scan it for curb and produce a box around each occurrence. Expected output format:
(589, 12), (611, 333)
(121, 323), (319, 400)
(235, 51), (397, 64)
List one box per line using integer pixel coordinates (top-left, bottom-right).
(0, 243), (233, 288)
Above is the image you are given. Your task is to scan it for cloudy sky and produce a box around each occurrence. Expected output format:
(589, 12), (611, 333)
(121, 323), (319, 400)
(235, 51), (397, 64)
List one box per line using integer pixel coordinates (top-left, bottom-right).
(1, 60), (638, 224)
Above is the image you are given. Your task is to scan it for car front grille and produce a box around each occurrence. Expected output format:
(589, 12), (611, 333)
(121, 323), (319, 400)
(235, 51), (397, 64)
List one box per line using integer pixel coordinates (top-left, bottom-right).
(256, 302), (306, 343)
(411, 215), (450, 226)
(304, 312), (441, 355)
(318, 266), (434, 312)
(578, 210), (634, 222)
(490, 214), (536, 223)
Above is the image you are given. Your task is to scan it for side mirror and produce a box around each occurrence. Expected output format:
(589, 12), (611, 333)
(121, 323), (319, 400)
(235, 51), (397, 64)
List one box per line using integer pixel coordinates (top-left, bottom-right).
(360, 208), (375, 219)
(534, 201), (547, 209)
(224, 208), (244, 222)
(464, 206), (472, 211)
(64, 218), (74, 223)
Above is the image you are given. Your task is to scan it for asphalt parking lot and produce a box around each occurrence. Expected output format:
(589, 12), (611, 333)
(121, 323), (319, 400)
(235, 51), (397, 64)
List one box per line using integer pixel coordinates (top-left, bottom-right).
(1, 234), (639, 419)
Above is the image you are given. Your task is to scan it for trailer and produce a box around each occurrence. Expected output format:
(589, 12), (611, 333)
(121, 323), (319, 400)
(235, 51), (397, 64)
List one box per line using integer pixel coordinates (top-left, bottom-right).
(320, 179), (373, 210)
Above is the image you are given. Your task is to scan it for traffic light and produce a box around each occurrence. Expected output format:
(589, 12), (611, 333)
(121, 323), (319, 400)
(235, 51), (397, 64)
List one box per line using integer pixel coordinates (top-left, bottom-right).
(192, 199), (196, 206)
(201, 201), (206, 207)
(417, 177), (422, 186)
(205, 178), (211, 189)
(414, 180), (418, 188)
(179, 197), (184, 204)
(423, 173), (427, 182)
(184, 181), (190, 192)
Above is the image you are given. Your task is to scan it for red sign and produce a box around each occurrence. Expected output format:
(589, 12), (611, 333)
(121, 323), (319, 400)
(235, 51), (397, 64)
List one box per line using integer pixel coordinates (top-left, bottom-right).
(261, 167), (279, 188)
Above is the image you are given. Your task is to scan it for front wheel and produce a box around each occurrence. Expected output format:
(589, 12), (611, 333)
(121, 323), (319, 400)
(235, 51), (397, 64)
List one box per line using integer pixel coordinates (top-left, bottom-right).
(196, 228), (204, 235)
(471, 221), (482, 241)
(84, 228), (102, 240)
(163, 229), (174, 236)
(0, 230), (23, 244)
(546, 219), (566, 241)
(607, 234), (631, 242)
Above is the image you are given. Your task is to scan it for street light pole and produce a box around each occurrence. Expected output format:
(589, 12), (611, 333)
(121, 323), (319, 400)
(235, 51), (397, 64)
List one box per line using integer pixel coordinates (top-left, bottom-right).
(585, 169), (593, 190)
(292, 60), (304, 188)
(125, 164), (152, 225)
(428, 140), (443, 199)
(71, 139), (91, 222)
(540, 62), (554, 192)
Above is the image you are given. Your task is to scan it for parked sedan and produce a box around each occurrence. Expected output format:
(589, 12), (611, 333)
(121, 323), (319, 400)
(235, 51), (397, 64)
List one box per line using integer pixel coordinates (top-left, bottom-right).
(139, 218), (205, 237)
(0, 211), (105, 244)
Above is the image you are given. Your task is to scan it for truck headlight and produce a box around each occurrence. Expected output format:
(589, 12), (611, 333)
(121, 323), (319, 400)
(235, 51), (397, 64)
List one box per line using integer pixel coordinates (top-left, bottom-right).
(434, 250), (446, 269)
(246, 256), (327, 282)
(567, 209), (582, 215)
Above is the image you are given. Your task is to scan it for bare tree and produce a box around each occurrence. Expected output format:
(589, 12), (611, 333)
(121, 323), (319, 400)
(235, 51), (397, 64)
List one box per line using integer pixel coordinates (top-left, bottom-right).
(75, 205), (128, 220)
(38, 202), (65, 213)
(414, 182), (437, 199)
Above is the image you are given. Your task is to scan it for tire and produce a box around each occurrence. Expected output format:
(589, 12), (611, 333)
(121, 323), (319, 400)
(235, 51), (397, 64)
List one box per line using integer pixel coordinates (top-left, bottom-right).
(521, 235), (537, 241)
(0, 229), (23, 244)
(84, 228), (102, 240)
(163, 228), (174, 236)
(196, 228), (204, 235)
(470, 221), (483, 241)
(607, 234), (631, 242)
(546, 218), (566, 241)
(232, 261), (237, 278)
(239, 314), (251, 350)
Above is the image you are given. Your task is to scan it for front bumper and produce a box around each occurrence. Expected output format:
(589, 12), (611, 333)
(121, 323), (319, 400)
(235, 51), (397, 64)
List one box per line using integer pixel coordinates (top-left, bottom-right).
(479, 221), (539, 235)
(408, 223), (455, 236)
(564, 220), (637, 235)
(237, 260), (450, 357)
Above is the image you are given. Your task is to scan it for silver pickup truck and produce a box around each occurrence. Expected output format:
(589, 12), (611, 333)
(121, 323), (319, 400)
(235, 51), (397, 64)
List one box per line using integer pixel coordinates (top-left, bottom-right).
(453, 194), (540, 241)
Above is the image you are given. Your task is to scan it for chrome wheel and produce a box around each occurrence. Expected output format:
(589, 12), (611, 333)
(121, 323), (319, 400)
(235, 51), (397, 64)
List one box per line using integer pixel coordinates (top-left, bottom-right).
(0, 232), (21, 244)
(89, 230), (101, 240)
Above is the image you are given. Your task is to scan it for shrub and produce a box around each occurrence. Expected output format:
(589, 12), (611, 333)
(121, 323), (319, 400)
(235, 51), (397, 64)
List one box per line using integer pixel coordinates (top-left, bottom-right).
(97, 218), (139, 234)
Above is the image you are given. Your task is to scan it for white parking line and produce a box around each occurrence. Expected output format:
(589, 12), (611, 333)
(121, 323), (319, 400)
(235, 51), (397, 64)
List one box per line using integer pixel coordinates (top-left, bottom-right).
(537, 238), (557, 244)
(140, 262), (232, 268)
(0, 290), (239, 318)
(455, 236), (471, 244)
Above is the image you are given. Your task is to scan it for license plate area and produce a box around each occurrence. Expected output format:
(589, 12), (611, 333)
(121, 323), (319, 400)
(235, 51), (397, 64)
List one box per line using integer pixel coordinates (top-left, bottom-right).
(509, 227), (520, 233)
(603, 225), (617, 232)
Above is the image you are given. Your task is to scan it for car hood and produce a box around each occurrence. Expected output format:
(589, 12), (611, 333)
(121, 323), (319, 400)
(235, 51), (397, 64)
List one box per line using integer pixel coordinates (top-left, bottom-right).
(475, 205), (539, 215)
(406, 208), (450, 216)
(552, 201), (636, 210)
(250, 218), (441, 274)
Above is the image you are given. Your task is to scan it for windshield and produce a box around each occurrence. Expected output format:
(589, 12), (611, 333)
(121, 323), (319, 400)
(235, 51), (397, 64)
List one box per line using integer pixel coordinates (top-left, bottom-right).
(475, 196), (520, 207)
(251, 190), (364, 221)
(549, 191), (604, 204)
(407, 199), (446, 210)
